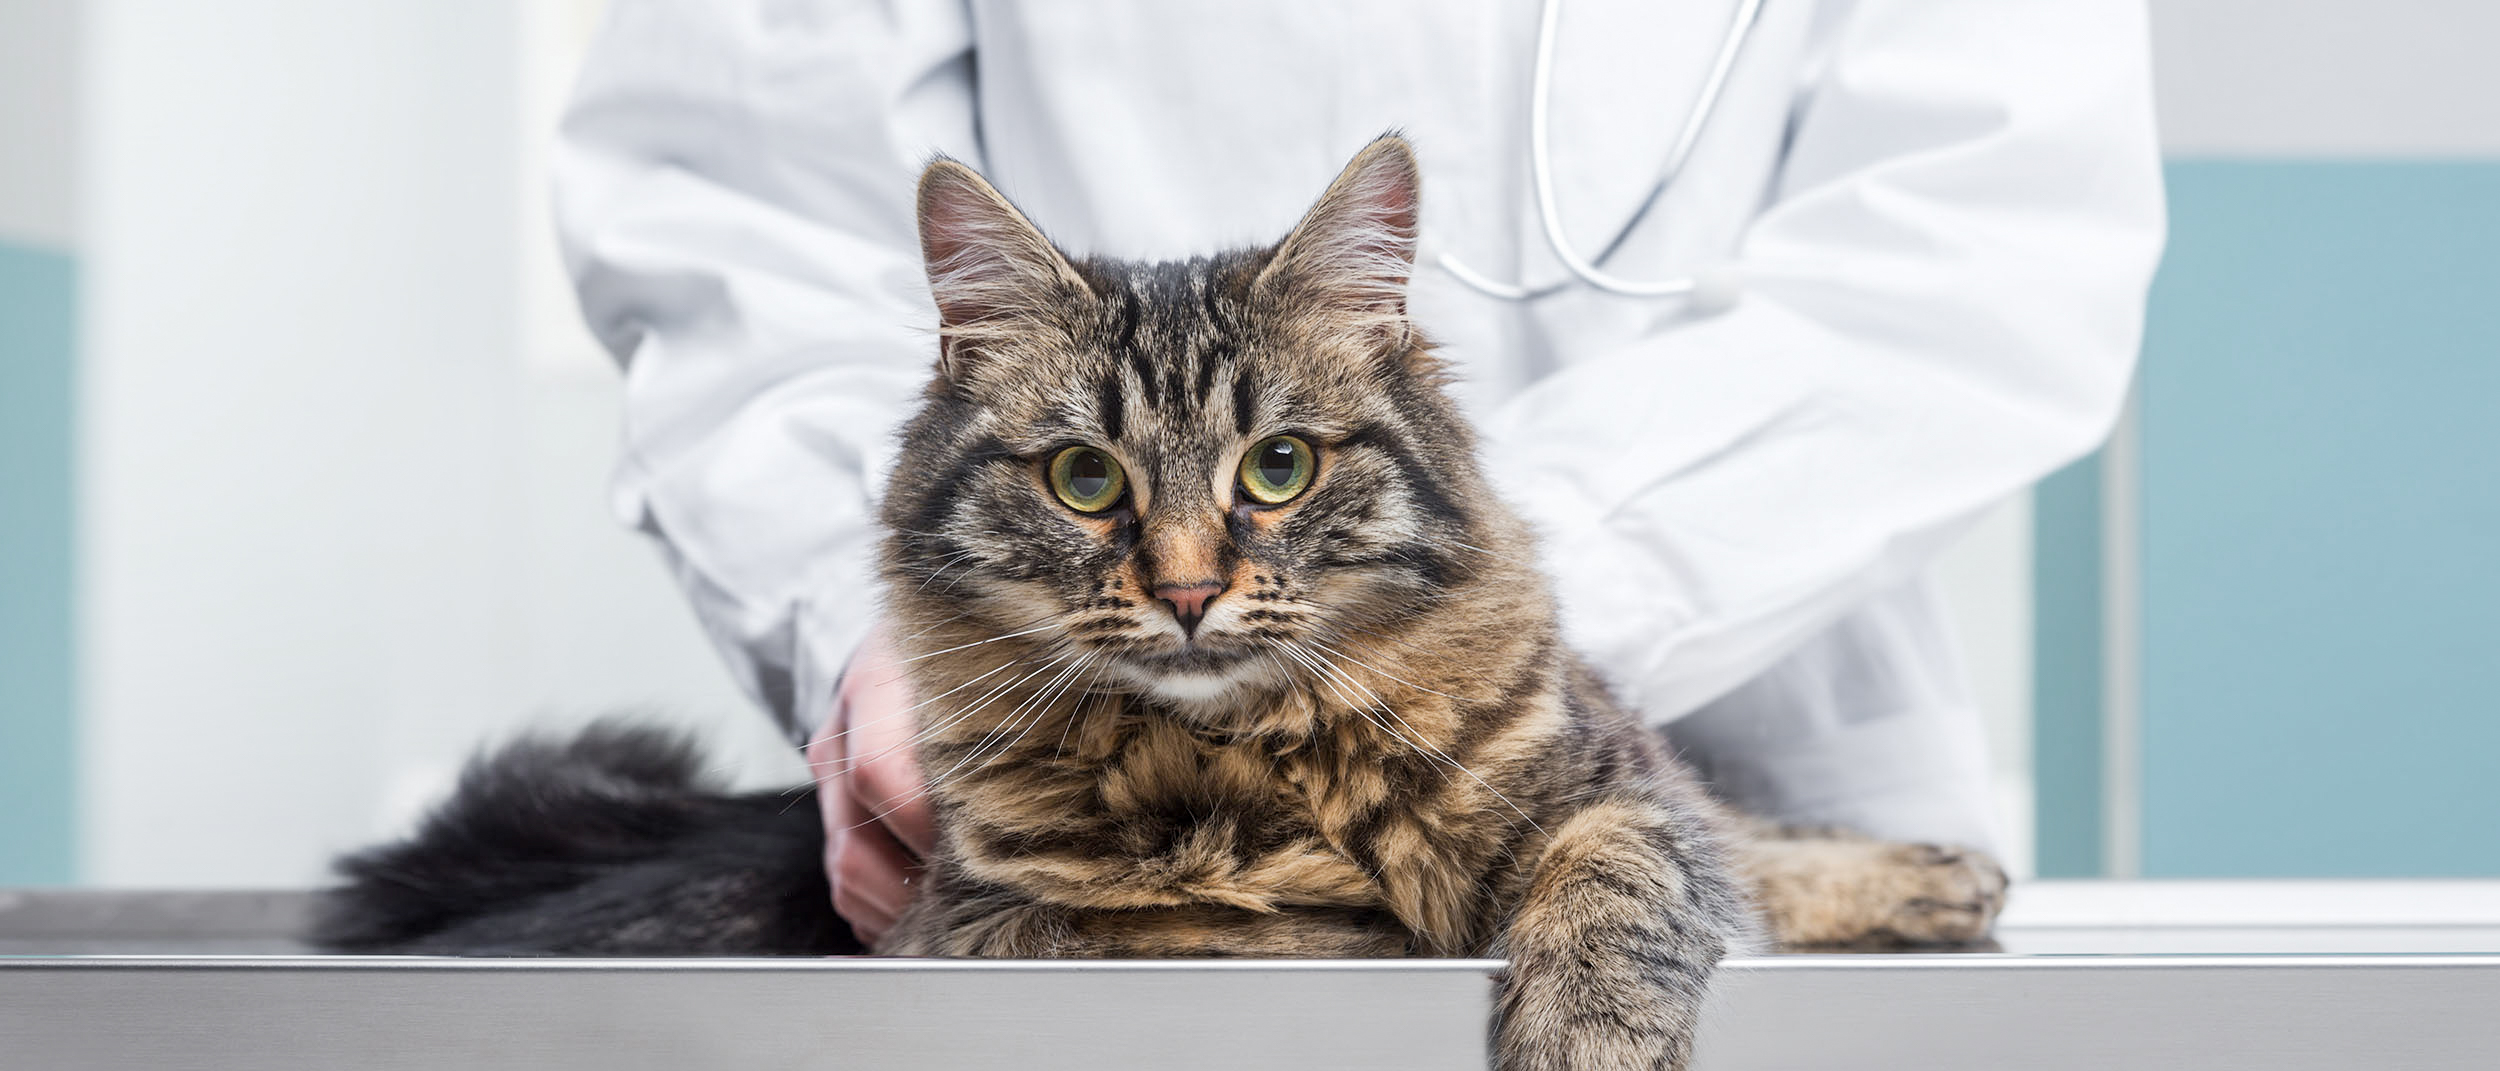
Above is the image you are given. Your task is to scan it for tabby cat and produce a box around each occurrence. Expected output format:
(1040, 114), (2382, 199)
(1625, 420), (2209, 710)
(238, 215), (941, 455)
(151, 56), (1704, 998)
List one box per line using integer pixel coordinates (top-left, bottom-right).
(315, 136), (2006, 1070)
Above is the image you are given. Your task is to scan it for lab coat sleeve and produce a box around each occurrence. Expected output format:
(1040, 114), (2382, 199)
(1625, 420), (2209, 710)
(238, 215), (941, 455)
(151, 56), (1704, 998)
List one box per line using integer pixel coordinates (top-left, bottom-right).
(553, 0), (979, 739)
(1481, 1), (2166, 724)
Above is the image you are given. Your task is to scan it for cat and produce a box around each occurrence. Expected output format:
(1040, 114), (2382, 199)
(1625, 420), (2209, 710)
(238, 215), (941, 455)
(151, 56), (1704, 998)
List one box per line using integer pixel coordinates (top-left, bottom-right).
(314, 136), (2006, 1070)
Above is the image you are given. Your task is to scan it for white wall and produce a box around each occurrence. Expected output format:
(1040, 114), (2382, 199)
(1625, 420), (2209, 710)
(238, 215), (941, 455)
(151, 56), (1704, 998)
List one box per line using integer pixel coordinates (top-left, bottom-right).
(77, 0), (793, 887)
(0, 0), (79, 247)
(2151, 0), (2500, 157)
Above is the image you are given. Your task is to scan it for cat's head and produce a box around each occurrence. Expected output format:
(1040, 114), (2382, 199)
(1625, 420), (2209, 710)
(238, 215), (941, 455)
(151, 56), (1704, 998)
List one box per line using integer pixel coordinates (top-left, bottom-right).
(881, 136), (1516, 715)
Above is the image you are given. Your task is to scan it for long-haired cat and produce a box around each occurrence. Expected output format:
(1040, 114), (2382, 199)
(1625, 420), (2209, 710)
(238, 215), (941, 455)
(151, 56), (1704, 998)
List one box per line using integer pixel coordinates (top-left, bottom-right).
(315, 136), (2005, 1070)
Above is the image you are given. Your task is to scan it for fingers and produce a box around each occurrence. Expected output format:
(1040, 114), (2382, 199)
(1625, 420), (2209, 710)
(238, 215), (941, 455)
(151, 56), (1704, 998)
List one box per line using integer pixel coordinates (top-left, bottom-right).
(849, 734), (936, 859)
(821, 733), (917, 945)
(837, 721), (930, 944)
(812, 622), (933, 947)
(844, 629), (939, 858)
(832, 818), (922, 943)
(883, 788), (939, 860)
(811, 720), (877, 940)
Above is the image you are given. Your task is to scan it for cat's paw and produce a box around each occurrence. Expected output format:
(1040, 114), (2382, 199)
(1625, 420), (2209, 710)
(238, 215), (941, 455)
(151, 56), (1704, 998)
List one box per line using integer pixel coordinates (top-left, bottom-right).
(1859, 843), (2008, 947)
(1738, 835), (2010, 949)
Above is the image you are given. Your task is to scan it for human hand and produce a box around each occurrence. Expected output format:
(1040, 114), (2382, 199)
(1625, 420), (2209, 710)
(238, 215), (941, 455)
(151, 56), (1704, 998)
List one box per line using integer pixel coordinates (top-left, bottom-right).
(805, 624), (934, 947)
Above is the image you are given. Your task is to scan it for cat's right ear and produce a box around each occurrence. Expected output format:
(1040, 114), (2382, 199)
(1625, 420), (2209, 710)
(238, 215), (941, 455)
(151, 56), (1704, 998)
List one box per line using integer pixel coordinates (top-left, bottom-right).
(1254, 135), (1423, 350)
(917, 158), (1092, 381)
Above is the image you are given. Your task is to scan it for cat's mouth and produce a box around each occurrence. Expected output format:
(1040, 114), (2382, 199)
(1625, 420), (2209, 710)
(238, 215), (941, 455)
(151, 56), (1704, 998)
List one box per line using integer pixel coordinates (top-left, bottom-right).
(1126, 642), (1256, 675)
(1113, 641), (1280, 706)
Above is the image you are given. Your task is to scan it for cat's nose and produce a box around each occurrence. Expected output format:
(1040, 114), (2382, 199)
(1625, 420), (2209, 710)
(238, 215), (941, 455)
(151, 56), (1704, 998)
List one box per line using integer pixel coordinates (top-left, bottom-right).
(1152, 582), (1227, 637)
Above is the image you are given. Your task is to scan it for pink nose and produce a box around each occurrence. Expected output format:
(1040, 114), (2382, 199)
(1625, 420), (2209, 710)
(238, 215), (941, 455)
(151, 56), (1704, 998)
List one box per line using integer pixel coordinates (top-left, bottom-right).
(1152, 582), (1227, 636)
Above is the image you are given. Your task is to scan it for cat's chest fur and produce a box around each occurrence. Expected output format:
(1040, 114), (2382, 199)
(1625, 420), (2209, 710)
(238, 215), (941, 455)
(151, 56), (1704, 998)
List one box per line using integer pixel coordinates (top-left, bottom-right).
(936, 692), (1517, 949)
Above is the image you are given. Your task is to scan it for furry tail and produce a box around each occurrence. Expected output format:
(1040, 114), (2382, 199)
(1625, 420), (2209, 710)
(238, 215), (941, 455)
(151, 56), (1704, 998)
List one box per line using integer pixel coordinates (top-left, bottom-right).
(310, 721), (861, 955)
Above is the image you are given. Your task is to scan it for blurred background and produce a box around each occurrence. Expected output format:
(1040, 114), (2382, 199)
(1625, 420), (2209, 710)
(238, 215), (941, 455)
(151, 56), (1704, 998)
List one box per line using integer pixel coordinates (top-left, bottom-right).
(2, 0), (2493, 889)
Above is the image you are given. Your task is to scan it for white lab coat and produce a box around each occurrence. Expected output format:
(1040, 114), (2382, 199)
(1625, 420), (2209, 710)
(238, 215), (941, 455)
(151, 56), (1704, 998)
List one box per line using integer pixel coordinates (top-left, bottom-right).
(554, 0), (2166, 852)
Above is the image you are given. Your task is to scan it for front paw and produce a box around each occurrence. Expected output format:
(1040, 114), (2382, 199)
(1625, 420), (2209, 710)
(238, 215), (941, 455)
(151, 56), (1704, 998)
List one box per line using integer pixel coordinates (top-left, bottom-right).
(1864, 843), (2008, 946)
(1492, 799), (1743, 1070)
(1495, 965), (1695, 1071)
(1745, 836), (2010, 949)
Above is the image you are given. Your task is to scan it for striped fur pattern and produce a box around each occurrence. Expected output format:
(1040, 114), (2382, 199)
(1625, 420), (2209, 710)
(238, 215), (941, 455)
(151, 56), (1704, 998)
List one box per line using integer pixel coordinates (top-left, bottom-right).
(313, 135), (2009, 1070)
(874, 136), (1874, 1069)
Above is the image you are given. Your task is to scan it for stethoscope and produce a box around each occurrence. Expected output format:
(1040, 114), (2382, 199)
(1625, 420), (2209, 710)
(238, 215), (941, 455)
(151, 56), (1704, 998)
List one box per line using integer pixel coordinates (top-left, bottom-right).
(1434, 0), (1764, 304)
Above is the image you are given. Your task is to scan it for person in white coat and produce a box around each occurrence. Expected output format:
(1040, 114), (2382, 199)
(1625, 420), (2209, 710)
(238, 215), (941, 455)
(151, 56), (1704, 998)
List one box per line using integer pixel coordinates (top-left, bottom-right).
(554, 0), (2165, 944)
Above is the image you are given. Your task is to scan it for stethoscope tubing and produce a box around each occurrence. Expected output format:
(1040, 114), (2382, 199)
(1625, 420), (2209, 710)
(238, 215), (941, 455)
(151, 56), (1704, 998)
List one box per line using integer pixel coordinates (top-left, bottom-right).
(1435, 0), (1766, 301)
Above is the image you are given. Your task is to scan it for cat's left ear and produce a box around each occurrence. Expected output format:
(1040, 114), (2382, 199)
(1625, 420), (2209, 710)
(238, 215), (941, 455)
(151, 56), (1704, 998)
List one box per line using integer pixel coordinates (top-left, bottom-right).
(918, 157), (1094, 382)
(1255, 134), (1422, 348)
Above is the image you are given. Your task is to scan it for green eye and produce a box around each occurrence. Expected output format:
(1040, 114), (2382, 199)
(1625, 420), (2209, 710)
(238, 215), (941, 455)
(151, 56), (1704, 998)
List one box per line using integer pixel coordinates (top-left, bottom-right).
(1049, 446), (1127, 513)
(1238, 435), (1316, 505)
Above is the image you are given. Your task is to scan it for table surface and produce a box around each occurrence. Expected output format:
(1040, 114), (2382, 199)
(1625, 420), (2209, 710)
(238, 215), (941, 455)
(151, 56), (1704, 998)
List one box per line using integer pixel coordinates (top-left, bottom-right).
(5, 881), (2498, 1070)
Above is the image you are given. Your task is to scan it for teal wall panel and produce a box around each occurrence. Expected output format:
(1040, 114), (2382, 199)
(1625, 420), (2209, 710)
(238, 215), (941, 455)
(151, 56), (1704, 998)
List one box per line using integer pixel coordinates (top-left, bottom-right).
(2031, 452), (2106, 878)
(2140, 161), (2500, 876)
(0, 239), (78, 885)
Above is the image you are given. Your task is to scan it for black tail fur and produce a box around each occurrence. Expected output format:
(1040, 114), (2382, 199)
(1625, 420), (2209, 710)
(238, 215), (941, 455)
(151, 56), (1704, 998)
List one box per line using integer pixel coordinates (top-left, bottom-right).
(310, 721), (862, 955)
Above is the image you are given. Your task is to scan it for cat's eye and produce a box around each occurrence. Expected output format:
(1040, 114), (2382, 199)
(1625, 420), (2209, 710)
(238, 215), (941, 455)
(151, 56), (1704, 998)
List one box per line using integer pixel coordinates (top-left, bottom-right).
(1049, 446), (1127, 514)
(1238, 435), (1316, 505)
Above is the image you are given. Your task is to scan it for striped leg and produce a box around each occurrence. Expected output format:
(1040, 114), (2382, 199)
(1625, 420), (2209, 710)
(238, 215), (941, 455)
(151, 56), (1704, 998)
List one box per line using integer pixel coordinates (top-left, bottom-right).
(1492, 797), (1754, 1071)
(1733, 823), (2010, 949)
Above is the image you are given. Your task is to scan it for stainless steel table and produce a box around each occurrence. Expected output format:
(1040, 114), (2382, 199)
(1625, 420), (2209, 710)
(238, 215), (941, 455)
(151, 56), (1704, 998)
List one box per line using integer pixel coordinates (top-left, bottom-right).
(5, 882), (2496, 1069)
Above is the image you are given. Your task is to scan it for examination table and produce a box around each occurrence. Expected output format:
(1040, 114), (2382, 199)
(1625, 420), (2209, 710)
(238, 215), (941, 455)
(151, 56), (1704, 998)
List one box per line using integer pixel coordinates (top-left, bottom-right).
(4, 881), (2495, 1069)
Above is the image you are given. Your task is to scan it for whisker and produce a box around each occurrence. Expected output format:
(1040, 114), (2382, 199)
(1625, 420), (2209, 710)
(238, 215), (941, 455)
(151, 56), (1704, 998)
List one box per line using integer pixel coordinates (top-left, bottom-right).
(1442, 539), (1538, 569)
(799, 657), (1024, 753)
(1338, 625), (1508, 695)
(865, 612), (1063, 688)
(1287, 640), (1545, 835)
(1273, 641), (1371, 714)
(809, 654), (1065, 781)
(910, 650), (1089, 797)
(1308, 637), (1490, 704)
(973, 651), (1094, 756)
(989, 652), (1100, 771)
(915, 551), (982, 592)
(893, 620), (1064, 665)
(866, 650), (1095, 828)
(898, 611), (972, 641)
(1056, 664), (1113, 760)
(1278, 646), (1512, 854)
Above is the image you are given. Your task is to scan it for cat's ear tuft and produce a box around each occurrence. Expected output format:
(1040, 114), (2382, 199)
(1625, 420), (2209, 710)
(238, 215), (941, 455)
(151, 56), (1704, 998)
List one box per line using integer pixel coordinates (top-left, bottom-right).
(917, 158), (1090, 379)
(1256, 135), (1423, 344)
